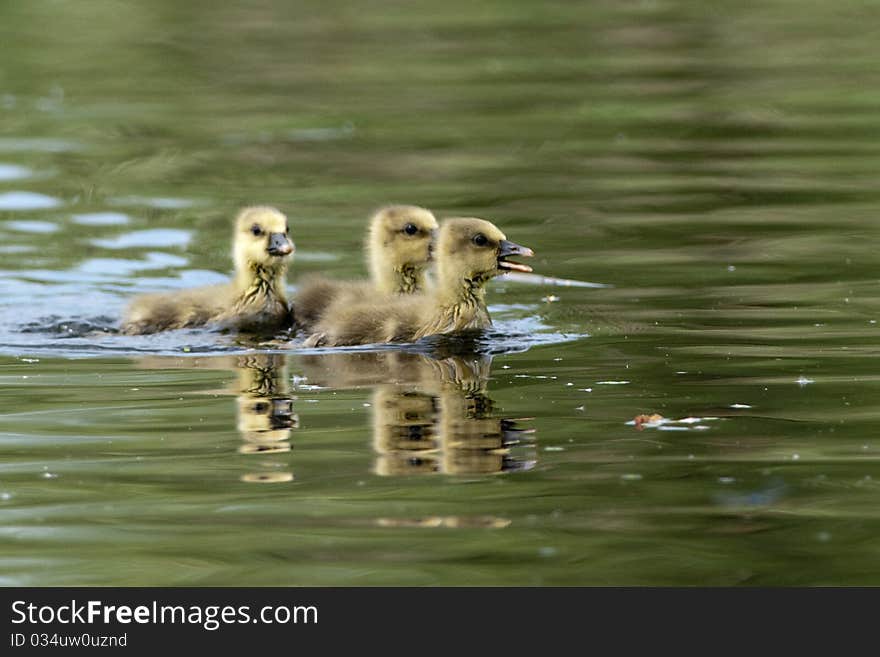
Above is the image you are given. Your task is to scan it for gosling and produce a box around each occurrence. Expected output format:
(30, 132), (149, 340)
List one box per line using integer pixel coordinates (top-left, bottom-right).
(294, 205), (438, 329)
(305, 217), (533, 346)
(121, 206), (295, 335)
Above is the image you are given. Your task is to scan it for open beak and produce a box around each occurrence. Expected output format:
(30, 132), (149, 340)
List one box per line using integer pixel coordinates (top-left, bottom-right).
(267, 233), (294, 257)
(497, 239), (534, 273)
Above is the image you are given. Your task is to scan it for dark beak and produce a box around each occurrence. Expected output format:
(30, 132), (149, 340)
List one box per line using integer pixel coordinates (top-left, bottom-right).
(267, 232), (294, 257)
(497, 239), (534, 272)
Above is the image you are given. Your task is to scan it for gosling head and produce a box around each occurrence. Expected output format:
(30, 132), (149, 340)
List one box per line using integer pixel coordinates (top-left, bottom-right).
(435, 217), (534, 290)
(233, 206), (294, 274)
(367, 205), (438, 293)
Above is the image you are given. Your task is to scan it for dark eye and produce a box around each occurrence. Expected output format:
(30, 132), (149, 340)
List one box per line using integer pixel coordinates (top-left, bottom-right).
(403, 223), (418, 236)
(251, 224), (263, 236)
(472, 233), (488, 247)
(285, 224), (289, 234)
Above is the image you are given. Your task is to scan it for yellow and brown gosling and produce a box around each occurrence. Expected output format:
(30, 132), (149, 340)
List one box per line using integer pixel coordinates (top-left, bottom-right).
(305, 217), (533, 346)
(121, 206), (295, 335)
(294, 205), (438, 329)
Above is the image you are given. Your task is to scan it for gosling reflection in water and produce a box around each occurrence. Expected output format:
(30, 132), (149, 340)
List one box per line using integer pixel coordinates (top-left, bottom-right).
(231, 354), (297, 483)
(300, 351), (536, 476)
(234, 353), (298, 458)
(136, 353), (297, 483)
(372, 386), (439, 475)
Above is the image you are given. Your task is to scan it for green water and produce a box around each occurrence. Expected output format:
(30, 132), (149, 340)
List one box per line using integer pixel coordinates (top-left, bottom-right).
(3, 0), (880, 585)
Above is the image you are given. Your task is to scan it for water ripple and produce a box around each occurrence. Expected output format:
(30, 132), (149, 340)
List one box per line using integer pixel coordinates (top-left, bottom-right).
(3, 219), (59, 233)
(0, 164), (32, 181)
(71, 212), (131, 226)
(0, 192), (62, 211)
(90, 229), (192, 249)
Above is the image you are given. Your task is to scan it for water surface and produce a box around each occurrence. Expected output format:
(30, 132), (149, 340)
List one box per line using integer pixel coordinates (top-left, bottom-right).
(2, 0), (880, 585)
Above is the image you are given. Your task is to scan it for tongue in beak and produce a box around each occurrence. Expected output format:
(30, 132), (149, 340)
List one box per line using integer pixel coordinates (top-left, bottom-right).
(497, 239), (534, 273)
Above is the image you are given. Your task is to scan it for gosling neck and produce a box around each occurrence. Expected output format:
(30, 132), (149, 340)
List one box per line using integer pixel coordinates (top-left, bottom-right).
(234, 258), (289, 306)
(374, 263), (426, 295)
(436, 261), (492, 305)
(432, 266), (492, 327)
(368, 232), (426, 295)
(413, 270), (491, 340)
